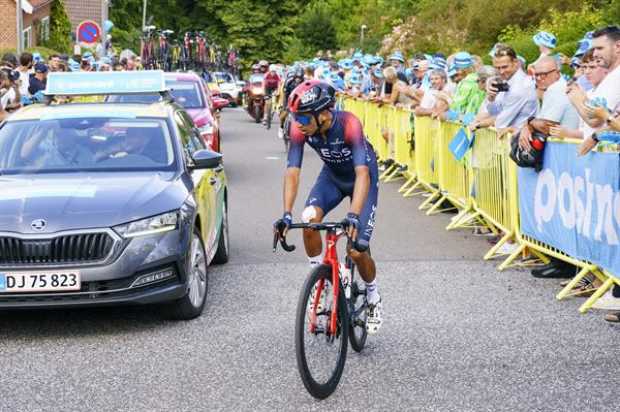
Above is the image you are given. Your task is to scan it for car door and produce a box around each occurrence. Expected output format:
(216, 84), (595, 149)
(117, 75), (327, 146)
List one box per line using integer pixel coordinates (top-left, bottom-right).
(174, 110), (216, 252)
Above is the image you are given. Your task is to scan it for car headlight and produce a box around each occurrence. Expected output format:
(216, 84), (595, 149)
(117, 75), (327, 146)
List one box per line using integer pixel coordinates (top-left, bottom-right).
(198, 123), (214, 135)
(114, 211), (179, 238)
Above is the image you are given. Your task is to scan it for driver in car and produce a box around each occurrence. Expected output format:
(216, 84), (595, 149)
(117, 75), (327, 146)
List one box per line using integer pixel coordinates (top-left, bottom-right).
(95, 128), (155, 161)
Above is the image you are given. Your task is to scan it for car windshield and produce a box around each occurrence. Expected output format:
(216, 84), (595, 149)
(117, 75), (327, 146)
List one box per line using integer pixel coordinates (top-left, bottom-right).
(107, 80), (204, 109)
(0, 117), (176, 174)
(214, 72), (233, 83)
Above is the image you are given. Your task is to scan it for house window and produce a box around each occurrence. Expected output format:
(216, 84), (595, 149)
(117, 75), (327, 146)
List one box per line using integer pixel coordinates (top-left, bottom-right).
(23, 26), (32, 48)
(40, 17), (50, 42)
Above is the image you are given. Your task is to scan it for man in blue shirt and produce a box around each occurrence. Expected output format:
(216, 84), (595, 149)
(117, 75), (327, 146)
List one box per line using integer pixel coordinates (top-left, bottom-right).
(486, 46), (538, 135)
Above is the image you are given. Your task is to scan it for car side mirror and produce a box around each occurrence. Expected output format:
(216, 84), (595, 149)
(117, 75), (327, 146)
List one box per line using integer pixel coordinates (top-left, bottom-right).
(191, 149), (222, 169)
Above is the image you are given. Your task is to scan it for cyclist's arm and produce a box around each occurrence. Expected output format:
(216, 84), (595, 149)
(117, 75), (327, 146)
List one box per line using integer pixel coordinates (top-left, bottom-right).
(284, 125), (305, 213)
(350, 165), (370, 216)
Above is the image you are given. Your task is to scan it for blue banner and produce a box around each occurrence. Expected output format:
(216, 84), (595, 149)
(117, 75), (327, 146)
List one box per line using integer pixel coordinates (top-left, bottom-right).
(518, 142), (620, 274)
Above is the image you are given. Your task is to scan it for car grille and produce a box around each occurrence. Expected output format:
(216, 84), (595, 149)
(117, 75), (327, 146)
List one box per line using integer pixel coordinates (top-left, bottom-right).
(0, 233), (115, 265)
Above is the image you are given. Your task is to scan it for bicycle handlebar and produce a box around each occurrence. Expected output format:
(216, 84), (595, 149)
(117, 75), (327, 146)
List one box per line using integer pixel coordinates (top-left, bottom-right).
(272, 222), (347, 253)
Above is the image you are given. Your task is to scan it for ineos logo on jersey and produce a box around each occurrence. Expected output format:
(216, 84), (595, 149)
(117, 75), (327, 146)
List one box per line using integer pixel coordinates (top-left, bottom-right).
(319, 147), (352, 162)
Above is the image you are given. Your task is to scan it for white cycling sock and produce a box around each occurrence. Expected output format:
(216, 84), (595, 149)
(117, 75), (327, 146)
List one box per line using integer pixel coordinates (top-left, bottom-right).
(308, 253), (323, 268)
(365, 279), (380, 305)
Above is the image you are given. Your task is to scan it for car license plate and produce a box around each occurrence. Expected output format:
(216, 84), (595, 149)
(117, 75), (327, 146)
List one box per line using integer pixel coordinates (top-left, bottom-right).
(0, 271), (80, 293)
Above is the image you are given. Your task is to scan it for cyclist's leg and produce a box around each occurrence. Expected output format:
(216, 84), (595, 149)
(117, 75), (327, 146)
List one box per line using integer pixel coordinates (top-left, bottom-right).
(347, 174), (378, 283)
(303, 169), (345, 263)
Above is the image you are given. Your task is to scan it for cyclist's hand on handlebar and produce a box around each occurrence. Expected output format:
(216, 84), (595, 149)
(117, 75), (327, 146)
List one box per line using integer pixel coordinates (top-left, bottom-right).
(341, 213), (360, 241)
(273, 212), (293, 237)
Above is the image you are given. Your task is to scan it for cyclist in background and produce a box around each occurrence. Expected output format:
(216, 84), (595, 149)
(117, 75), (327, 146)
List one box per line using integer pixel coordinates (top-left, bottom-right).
(263, 64), (281, 125)
(273, 80), (383, 334)
(279, 66), (305, 139)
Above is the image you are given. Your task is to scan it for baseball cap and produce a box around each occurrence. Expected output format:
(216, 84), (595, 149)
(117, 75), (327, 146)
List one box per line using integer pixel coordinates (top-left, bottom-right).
(34, 62), (48, 73)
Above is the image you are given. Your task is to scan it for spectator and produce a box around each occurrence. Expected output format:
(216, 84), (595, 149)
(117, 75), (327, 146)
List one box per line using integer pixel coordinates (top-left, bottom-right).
(17, 52), (32, 97)
(415, 69), (449, 117)
(448, 52), (486, 119)
(486, 46), (537, 135)
(519, 55), (580, 153)
(381, 66), (413, 107)
(1, 53), (18, 69)
(554, 50), (609, 140)
(0, 68), (21, 119)
(469, 65), (498, 130)
(48, 54), (61, 72)
(28, 63), (48, 95)
(569, 25), (620, 149)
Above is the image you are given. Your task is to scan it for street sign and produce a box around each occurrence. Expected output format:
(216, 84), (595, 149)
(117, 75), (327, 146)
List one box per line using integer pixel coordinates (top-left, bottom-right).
(76, 20), (102, 45)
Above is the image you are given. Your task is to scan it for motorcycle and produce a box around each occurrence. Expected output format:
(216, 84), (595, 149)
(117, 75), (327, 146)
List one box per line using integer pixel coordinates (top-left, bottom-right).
(245, 74), (265, 123)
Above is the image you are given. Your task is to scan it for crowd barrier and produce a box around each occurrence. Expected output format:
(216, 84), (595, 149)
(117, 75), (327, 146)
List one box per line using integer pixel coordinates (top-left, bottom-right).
(338, 95), (620, 314)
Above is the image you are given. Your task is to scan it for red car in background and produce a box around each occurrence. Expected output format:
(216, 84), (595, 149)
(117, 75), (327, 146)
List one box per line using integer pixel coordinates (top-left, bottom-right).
(165, 72), (226, 152)
(107, 72), (228, 152)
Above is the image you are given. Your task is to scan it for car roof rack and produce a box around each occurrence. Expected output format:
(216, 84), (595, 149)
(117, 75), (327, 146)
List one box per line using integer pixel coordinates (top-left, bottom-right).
(44, 70), (172, 105)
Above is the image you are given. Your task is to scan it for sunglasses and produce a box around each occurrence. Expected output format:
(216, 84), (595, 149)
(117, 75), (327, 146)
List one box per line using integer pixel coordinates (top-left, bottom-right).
(294, 113), (312, 126)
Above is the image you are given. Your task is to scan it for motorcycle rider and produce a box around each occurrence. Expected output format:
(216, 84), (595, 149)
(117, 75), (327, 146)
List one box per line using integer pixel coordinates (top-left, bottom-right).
(246, 63), (265, 121)
(279, 66), (305, 139)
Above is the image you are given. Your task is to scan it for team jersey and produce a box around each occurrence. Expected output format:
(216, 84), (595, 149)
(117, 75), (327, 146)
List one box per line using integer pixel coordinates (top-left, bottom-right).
(287, 111), (377, 184)
(263, 72), (281, 90)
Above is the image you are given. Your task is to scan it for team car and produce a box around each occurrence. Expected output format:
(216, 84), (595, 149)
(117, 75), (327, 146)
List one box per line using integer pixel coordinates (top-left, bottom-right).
(0, 71), (229, 320)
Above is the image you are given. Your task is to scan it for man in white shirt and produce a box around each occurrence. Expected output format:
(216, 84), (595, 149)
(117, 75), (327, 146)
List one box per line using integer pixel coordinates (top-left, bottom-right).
(519, 56), (580, 151)
(17, 52), (33, 97)
(569, 26), (620, 141)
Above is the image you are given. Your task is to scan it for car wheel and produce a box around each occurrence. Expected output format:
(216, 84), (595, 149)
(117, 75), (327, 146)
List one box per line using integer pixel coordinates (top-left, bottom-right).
(212, 198), (229, 264)
(162, 228), (208, 320)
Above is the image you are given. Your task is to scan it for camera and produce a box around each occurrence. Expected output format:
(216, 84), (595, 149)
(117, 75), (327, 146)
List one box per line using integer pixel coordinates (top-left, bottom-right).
(492, 79), (510, 92)
(0, 67), (20, 82)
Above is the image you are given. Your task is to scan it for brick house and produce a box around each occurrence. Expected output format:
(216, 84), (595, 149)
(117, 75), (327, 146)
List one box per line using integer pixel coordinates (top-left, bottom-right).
(0, 0), (54, 49)
(64, 0), (109, 32)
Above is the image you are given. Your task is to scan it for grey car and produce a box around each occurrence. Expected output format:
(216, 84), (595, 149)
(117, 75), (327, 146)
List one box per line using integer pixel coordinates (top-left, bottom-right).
(0, 97), (229, 320)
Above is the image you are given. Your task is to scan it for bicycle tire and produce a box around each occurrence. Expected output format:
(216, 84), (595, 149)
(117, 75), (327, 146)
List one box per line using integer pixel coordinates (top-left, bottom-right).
(346, 257), (367, 352)
(295, 264), (348, 399)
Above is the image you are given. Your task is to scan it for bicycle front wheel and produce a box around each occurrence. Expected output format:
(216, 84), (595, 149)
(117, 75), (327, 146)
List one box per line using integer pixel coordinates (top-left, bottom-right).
(295, 264), (348, 399)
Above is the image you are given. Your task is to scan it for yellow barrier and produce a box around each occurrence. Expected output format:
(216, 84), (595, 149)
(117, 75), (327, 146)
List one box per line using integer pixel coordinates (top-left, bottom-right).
(337, 95), (620, 313)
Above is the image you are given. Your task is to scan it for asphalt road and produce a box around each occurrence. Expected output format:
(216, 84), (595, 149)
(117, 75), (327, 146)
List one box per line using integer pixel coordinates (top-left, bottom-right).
(1, 108), (619, 412)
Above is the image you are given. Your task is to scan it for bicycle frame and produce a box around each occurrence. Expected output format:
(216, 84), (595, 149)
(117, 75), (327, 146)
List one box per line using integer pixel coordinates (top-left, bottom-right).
(273, 222), (351, 338)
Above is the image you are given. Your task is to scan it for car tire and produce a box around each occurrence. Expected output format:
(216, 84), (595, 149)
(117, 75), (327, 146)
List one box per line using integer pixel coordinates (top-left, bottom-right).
(161, 228), (208, 320)
(212, 198), (229, 264)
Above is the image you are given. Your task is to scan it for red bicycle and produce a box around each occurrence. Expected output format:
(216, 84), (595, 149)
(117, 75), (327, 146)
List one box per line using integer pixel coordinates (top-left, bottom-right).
(273, 222), (369, 399)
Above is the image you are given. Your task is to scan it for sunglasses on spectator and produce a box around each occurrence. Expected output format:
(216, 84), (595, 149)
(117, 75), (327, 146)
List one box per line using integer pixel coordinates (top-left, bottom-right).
(534, 69), (557, 79)
(294, 113), (313, 126)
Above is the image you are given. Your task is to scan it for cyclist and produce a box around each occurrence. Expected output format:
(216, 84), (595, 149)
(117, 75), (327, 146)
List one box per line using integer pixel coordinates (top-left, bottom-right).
(263, 64), (281, 125)
(259, 60), (269, 74)
(278, 66), (305, 139)
(273, 80), (382, 334)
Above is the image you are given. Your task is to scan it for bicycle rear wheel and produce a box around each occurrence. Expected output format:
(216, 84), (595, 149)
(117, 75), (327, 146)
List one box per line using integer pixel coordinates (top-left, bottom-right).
(347, 257), (368, 352)
(295, 264), (348, 399)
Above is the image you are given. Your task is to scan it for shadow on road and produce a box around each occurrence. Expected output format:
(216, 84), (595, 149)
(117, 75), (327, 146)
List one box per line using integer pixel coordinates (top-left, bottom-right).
(0, 305), (182, 340)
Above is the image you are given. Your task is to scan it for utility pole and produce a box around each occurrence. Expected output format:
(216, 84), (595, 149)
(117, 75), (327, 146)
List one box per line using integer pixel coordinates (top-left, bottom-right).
(16, 0), (23, 53)
(360, 25), (367, 49)
(142, 0), (147, 31)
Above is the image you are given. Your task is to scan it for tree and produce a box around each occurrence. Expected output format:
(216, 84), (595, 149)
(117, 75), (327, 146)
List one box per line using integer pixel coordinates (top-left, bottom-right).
(46, 0), (72, 53)
(297, 2), (337, 57)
